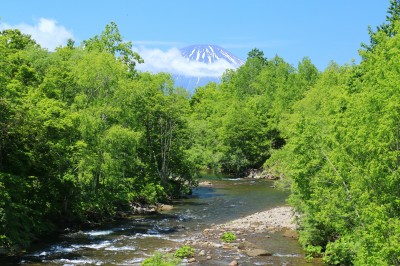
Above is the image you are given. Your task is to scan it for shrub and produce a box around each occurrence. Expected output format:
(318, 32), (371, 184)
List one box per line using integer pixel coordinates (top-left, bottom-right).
(174, 245), (195, 258)
(141, 252), (181, 266)
(220, 231), (237, 243)
(305, 245), (322, 261)
(323, 238), (355, 265)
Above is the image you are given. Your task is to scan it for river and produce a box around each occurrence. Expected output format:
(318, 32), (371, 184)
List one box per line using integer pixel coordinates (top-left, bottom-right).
(2, 175), (321, 265)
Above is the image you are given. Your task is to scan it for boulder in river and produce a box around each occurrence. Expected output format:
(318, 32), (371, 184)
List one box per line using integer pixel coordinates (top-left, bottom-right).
(238, 240), (272, 257)
(238, 240), (257, 250)
(199, 181), (213, 186)
(158, 204), (174, 211)
(245, 248), (272, 257)
(131, 203), (157, 214)
(228, 259), (239, 266)
(243, 169), (279, 180)
(228, 260), (239, 266)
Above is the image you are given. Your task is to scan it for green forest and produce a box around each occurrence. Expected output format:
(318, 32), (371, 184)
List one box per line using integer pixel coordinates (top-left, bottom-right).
(1, 1), (400, 265)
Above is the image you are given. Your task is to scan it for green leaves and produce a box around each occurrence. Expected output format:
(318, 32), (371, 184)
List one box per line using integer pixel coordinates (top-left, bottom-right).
(267, 19), (400, 265)
(189, 54), (315, 176)
(220, 231), (237, 243)
(82, 22), (143, 75)
(0, 23), (198, 252)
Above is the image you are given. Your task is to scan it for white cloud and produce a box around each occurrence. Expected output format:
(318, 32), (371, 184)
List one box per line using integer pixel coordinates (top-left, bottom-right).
(135, 47), (237, 78)
(0, 18), (73, 51)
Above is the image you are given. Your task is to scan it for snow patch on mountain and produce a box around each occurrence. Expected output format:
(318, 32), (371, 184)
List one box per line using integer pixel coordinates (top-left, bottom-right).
(135, 44), (244, 92)
(175, 45), (244, 91)
(180, 44), (244, 66)
(135, 47), (234, 78)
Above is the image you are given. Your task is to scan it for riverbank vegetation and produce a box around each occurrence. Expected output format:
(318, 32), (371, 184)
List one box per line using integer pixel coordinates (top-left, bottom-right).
(0, 23), (197, 251)
(266, 2), (400, 264)
(1, 1), (400, 264)
(189, 1), (400, 264)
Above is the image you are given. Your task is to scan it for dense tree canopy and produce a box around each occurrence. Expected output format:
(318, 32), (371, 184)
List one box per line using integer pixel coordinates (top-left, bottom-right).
(189, 53), (317, 175)
(188, 2), (400, 264)
(263, 3), (400, 264)
(2, 2), (400, 264)
(0, 23), (196, 251)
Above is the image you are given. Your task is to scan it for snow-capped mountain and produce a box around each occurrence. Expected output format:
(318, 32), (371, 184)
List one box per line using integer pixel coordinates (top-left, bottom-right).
(174, 45), (244, 92)
(180, 44), (244, 66)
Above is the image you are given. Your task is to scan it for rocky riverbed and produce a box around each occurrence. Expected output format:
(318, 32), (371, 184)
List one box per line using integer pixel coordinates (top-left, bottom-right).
(218, 206), (296, 231)
(181, 205), (308, 265)
(3, 178), (321, 266)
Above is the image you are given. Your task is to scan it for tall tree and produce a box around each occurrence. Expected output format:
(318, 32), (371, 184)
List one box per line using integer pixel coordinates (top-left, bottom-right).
(365, 0), (400, 50)
(82, 22), (143, 76)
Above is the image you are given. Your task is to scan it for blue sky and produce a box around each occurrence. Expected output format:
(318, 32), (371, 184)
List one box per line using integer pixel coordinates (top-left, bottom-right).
(1, 1), (389, 71)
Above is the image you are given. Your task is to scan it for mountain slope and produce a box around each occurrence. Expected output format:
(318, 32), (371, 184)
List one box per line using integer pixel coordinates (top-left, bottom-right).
(180, 44), (244, 66)
(174, 44), (244, 92)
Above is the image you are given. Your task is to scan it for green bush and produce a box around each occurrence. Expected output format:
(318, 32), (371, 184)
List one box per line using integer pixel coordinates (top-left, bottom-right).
(220, 231), (237, 243)
(174, 245), (195, 258)
(138, 182), (167, 205)
(141, 252), (181, 266)
(305, 245), (322, 261)
(323, 238), (355, 265)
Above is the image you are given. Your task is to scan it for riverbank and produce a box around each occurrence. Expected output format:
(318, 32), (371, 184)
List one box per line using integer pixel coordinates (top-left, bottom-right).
(217, 206), (296, 231)
(2, 178), (321, 266)
(182, 205), (309, 265)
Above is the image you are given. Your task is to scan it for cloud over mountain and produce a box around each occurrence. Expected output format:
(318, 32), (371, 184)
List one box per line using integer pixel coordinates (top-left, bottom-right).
(134, 47), (237, 78)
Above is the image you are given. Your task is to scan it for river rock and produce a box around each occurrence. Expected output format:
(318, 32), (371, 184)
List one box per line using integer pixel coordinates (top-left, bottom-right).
(243, 169), (279, 179)
(223, 243), (239, 249)
(131, 203), (158, 214)
(199, 181), (213, 186)
(148, 206), (157, 213)
(158, 204), (174, 211)
(188, 258), (196, 263)
(203, 228), (212, 235)
(282, 228), (299, 239)
(238, 240), (272, 257)
(206, 255), (212, 260)
(228, 260), (239, 266)
(245, 248), (272, 257)
(198, 250), (206, 256)
(238, 240), (257, 250)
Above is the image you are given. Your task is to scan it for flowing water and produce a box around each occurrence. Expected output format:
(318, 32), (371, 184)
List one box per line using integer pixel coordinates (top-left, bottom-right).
(2, 176), (321, 265)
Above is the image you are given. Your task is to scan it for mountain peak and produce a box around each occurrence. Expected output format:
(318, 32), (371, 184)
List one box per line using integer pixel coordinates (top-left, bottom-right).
(180, 44), (244, 66)
(174, 44), (244, 92)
